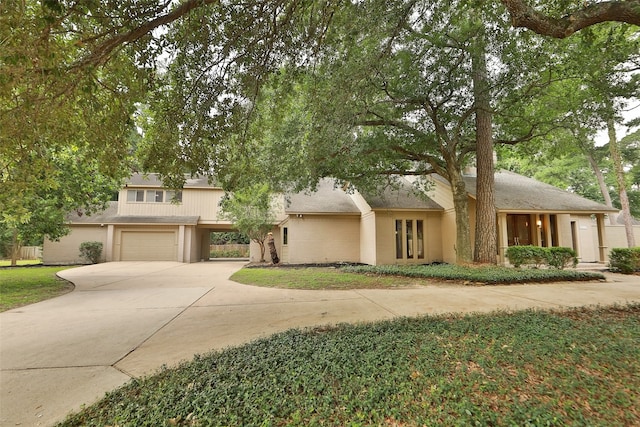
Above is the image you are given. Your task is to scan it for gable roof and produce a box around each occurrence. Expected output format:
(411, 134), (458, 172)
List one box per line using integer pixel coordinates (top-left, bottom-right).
(363, 177), (443, 211)
(286, 179), (361, 215)
(127, 173), (219, 189)
(462, 170), (618, 213)
(286, 177), (443, 214)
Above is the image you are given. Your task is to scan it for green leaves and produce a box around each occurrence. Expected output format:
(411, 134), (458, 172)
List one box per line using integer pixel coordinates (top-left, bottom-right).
(219, 184), (277, 261)
(59, 305), (640, 426)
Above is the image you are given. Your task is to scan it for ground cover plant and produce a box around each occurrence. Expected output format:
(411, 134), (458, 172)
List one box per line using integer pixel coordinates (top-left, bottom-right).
(232, 264), (605, 289)
(342, 264), (604, 285)
(0, 266), (74, 311)
(59, 304), (640, 426)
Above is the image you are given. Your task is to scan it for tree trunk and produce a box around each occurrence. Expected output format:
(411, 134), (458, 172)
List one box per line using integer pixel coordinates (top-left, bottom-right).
(267, 233), (279, 264)
(257, 241), (266, 262)
(471, 35), (497, 264)
(585, 150), (617, 225)
(10, 228), (20, 267)
(607, 118), (635, 247)
(449, 169), (473, 264)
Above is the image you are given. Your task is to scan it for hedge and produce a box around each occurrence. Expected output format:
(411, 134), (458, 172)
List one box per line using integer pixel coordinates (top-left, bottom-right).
(608, 247), (640, 274)
(79, 241), (103, 264)
(506, 246), (577, 270)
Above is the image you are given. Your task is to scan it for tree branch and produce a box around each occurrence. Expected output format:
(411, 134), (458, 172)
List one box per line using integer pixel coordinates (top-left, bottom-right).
(501, 0), (640, 38)
(74, 0), (220, 68)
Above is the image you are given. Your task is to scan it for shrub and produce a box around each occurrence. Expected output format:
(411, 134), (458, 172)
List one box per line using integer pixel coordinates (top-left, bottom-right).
(506, 246), (577, 269)
(79, 241), (103, 264)
(609, 247), (640, 274)
(545, 247), (578, 270)
(506, 246), (546, 268)
(210, 249), (248, 258)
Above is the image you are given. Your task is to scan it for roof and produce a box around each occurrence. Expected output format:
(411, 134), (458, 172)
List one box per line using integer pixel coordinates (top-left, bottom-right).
(363, 178), (443, 211)
(286, 177), (443, 214)
(126, 173), (219, 189)
(462, 170), (618, 213)
(68, 202), (200, 225)
(286, 179), (361, 214)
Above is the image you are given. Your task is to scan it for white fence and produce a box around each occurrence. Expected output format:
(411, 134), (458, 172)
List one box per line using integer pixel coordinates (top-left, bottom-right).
(20, 246), (42, 260)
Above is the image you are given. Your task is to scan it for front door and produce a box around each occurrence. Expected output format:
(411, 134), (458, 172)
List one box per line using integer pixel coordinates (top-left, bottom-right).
(507, 214), (532, 246)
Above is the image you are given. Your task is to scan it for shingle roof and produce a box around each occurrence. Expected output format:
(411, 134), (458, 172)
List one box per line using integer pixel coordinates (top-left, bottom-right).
(363, 178), (443, 210)
(462, 170), (618, 213)
(68, 202), (199, 225)
(127, 173), (219, 188)
(286, 177), (443, 214)
(285, 179), (361, 214)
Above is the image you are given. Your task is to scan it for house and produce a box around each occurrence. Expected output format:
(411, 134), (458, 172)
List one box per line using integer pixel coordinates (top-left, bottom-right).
(44, 171), (626, 265)
(43, 174), (232, 264)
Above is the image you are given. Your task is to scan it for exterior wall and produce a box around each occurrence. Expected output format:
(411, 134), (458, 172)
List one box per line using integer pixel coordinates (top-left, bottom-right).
(249, 227), (282, 263)
(594, 224), (640, 260)
(197, 229), (211, 261)
(428, 177), (467, 264)
(43, 226), (108, 265)
(556, 214), (572, 248)
(426, 178), (455, 210)
(118, 188), (230, 224)
(360, 211), (377, 265)
(373, 210), (443, 265)
(283, 215), (360, 264)
(278, 221), (289, 263)
(440, 209), (458, 264)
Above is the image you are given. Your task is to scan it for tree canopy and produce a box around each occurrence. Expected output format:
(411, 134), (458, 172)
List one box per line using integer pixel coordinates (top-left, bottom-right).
(2, 0), (639, 262)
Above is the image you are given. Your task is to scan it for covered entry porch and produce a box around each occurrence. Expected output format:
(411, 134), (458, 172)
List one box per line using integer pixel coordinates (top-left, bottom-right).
(497, 212), (609, 265)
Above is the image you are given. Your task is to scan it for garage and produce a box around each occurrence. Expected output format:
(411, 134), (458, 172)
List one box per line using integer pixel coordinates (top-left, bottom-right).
(120, 231), (178, 261)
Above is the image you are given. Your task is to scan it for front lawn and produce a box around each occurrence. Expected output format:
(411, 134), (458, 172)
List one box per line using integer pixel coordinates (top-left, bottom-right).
(0, 266), (75, 311)
(59, 304), (640, 426)
(0, 259), (43, 267)
(232, 267), (427, 289)
(231, 264), (605, 289)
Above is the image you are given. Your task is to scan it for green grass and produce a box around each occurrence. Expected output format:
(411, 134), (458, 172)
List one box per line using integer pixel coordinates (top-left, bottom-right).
(59, 304), (640, 427)
(231, 264), (605, 289)
(231, 267), (428, 289)
(0, 259), (43, 267)
(0, 266), (75, 311)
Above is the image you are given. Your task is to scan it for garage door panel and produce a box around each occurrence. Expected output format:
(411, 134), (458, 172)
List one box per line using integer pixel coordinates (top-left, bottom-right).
(120, 231), (177, 261)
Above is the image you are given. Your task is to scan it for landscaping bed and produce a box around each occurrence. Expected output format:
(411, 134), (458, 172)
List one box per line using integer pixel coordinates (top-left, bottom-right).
(59, 304), (640, 427)
(234, 263), (606, 289)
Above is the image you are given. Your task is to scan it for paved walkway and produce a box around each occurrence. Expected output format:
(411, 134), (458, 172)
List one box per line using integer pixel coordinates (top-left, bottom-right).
(1, 261), (638, 426)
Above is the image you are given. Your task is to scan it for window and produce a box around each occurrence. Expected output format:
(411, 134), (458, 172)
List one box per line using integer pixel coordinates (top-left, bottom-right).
(166, 190), (183, 203)
(127, 189), (182, 203)
(395, 220), (403, 259)
(283, 227), (288, 245)
(395, 219), (425, 260)
(147, 190), (164, 203)
(406, 220), (414, 259)
(127, 190), (144, 202)
(417, 220), (424, 259)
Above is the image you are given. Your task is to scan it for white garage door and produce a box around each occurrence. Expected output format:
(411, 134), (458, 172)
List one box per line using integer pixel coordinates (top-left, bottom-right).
(120, 231), (178, 261)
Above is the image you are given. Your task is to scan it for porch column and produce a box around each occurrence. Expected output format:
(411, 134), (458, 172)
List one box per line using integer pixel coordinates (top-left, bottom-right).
(178, 225), (185, 263)
(596, 213), (607, 263)
(543, 214), (552, 247)
(105, 225), (114, 262)
(497, 212), (508, 265)
(534, 214), (542, 246)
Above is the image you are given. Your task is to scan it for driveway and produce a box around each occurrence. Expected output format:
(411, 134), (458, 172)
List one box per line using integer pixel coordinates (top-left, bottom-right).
(1, 261), (639, 426)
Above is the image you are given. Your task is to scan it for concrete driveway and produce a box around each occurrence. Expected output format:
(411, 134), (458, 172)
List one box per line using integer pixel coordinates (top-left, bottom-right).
(1, 261), (639, 426)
